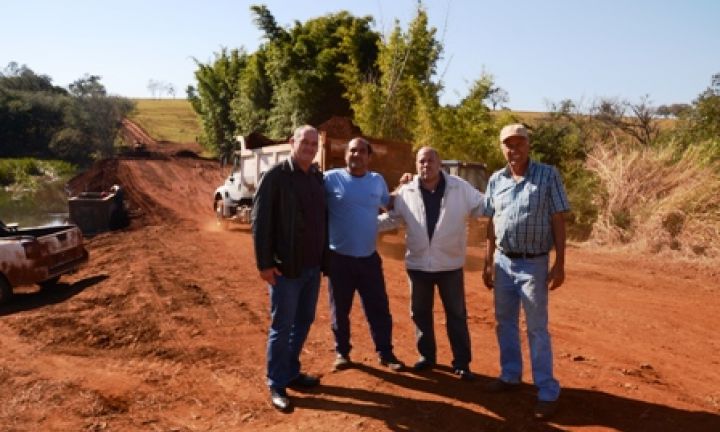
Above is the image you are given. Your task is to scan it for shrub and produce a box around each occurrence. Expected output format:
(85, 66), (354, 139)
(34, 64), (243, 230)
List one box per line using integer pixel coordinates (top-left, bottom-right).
(587, 142), (720, 257)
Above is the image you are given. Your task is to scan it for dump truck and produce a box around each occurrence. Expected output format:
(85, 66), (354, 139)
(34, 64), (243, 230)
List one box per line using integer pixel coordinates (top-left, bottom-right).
(441, 160), (488, 192)
(0, 220), (89, 304)
(213, 131), (415, 226)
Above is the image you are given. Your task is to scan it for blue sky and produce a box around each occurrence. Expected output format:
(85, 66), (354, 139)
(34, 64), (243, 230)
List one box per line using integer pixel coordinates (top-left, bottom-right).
(2, 0), (718, 111)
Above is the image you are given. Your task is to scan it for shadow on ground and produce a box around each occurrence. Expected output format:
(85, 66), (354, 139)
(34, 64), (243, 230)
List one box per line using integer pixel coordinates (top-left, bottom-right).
(0, 275), (108, 316)
(292, 363), (720, 432)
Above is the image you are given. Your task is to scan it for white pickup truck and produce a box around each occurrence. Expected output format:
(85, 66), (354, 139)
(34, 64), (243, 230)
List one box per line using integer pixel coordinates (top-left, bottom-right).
(0, 220), (89, 304)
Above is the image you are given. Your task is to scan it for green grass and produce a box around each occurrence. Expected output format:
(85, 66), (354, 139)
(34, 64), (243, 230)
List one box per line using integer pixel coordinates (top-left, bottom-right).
(128, 99), (201, 143)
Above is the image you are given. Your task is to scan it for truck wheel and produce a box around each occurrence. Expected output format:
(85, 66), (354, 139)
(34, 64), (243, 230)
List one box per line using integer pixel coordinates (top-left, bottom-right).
(0, 276), (12, 305)
(38, 276), (61, 290)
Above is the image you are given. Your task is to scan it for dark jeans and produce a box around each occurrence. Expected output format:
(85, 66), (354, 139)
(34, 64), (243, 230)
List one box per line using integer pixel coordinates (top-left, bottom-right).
(328, 251), (394, 357)
(407, 268), (471, 369)
(267, 266), (321, 389)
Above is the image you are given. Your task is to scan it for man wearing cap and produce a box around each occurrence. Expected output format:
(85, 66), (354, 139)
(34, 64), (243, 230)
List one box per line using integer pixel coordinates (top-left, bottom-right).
(482, 123), (570, 421)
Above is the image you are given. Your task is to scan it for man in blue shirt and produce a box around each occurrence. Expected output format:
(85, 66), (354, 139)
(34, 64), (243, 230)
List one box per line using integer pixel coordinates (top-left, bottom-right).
(325, 137), (405, 372)
(482, 124), (570, 421)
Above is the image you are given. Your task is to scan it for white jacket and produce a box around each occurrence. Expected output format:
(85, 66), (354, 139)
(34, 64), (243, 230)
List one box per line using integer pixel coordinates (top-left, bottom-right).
(379, 174), (484, 272)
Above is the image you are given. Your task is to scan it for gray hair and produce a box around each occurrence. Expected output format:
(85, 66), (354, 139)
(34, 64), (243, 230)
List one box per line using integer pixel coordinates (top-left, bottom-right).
(293, 125), (317, 141)
(416, 146), (440, 160)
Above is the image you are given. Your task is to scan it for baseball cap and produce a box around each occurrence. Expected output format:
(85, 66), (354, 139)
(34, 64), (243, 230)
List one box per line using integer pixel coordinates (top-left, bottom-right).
(499, 124), (529, 143)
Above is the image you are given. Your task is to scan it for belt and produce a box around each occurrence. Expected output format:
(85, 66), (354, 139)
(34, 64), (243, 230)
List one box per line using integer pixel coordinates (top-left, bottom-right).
(502, 251), (548, 259)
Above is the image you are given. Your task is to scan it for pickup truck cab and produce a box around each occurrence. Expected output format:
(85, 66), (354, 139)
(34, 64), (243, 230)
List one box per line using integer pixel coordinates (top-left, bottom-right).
(0, 220), (89, 304)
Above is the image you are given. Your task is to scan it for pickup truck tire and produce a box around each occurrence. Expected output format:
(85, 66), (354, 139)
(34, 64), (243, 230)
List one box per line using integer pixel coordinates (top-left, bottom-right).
(0, 276), (12, 305)
(38, 276), (61, 290)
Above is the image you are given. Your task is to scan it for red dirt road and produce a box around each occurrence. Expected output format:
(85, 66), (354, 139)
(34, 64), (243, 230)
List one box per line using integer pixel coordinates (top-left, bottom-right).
(1, 150), (719, 431)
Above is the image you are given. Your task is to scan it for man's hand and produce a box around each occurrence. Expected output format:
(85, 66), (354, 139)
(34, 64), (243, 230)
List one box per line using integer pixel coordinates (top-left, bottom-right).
(260, 267), (282, 285)
(482, 261), (495, 290)
(547, 263), (565, 290)
(398, 172), (413, 185)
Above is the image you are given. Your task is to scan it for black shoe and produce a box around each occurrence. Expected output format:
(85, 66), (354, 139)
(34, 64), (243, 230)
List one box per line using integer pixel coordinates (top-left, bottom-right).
(413, 358), (436, 371)
(270, 387), (291, 412)
(484, 378), (521, 393)
(379, 354), (405, 371)
(534, 400), (558, 421)
(453, 367), (475, 381)
(288, 373), (320, 389)
(332, 354), (352, 371)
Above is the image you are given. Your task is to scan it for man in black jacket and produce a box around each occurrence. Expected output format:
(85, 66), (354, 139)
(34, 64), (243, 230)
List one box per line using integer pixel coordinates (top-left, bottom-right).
(251, 125), (326, 412)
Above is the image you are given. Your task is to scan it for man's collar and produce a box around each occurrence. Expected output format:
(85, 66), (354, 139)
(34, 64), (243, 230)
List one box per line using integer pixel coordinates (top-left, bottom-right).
(419, 171), (445, 192)
(287, 157), (318, 174)
(502, 160), (534, 178)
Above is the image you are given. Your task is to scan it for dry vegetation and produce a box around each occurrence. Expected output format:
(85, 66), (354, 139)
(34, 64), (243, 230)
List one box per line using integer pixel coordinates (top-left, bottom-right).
(587, 142), (720, 259)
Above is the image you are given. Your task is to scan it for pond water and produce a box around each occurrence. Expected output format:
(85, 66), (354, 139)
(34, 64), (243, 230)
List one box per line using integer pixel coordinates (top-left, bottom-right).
(0, 179), (72, 227)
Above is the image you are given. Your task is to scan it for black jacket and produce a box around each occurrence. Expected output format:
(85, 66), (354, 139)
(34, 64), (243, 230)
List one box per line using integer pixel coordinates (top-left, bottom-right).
(251, 158), (328, 279)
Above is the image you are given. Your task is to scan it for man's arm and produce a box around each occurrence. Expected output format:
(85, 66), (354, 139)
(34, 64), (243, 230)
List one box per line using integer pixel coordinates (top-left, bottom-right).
(465, 181), (485, 219)
(548, 212), (566, 290)
(482, 219), (496, 290)
(251, 169), (282, 285)
(378, 210), (404, 232)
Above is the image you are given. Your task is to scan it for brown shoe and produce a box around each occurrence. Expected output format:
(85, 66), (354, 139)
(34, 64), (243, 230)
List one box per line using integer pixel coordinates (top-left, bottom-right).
(534, 400), (558, 421)
(484, 378), (521, 393)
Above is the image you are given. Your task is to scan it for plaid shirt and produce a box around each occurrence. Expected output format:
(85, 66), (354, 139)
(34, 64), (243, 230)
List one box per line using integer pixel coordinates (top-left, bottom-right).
(483, 161), (570, 255)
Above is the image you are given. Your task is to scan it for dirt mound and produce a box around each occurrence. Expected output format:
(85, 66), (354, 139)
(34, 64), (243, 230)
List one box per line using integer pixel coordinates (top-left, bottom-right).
(1, 139), (719, 431)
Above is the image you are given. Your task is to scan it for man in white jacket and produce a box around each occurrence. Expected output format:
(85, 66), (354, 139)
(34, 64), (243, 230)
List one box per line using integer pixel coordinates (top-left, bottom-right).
(379, 147), (484, 380)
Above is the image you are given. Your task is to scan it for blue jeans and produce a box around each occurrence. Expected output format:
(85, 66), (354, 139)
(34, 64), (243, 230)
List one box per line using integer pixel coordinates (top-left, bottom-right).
(407, 268), (471, 369)
(328, 251), (394, 357)
(266, 266), (321, 389)
(494, 252), (560, 401)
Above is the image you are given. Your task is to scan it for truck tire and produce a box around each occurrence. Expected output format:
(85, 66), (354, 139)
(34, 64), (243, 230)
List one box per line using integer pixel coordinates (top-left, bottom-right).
(0, 276), (12, 305)
(38, 276), (61, 290)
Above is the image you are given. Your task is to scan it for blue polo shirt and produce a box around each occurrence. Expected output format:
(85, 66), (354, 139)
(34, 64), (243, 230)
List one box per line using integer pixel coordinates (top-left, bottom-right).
(483, 161), (570, 255)
(324, 168), (390, 257)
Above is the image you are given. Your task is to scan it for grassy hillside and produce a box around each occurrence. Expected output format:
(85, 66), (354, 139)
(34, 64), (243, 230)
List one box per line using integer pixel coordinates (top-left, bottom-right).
(128, 99), (201, 143)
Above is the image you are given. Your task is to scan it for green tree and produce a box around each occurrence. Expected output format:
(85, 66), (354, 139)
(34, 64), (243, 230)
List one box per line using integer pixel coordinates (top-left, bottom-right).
(671, 88), (720, 163)
(69, 74), (107, 98)
(188, 48), (247, 156)
(189, 6), (380, 153)
(347, 5), (442, 142)
(0, 63), (132, 164)
(433, 74), (504, 169)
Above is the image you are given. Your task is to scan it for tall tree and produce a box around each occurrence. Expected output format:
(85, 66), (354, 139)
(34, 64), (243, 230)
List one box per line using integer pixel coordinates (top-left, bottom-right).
(188, 48), (247, 155)
(69, 74), (107, 98)
(346, 4), (442, 142)
(189, 6), (380, 151)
